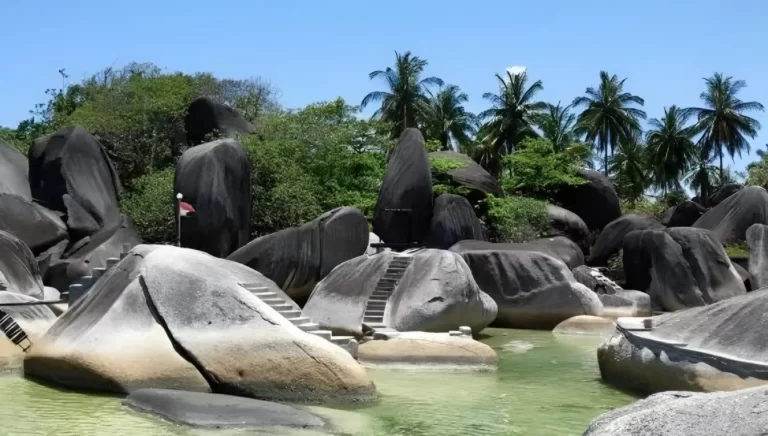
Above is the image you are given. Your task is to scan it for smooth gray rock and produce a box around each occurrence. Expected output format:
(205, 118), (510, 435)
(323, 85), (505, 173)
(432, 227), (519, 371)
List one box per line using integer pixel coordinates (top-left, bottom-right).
(303, 249), (497, 337)
(456, 249), (603, 329)
(747, 223), (768, 289)
(426, 194), (484, 249)
(665, 200), (706, 227)
(228, 207), (369, 301)
(583, 386), (768, 436)
(0, 230), (45, 299)
(373, 128), (433, 244)
(0, 194), (68, 255)
(710, 183), (743, 206)
(588, 214), (663, 266)
(450, 236), (584, 269)
(25, 245), (376, 402)
(694, 185), (768, 243)
(0, 140), (30, 199)
(623, 227), (746, 311)
(554, 169), (621, 232)
(545, 204), (590, 256)
(174, 138), (251, 258)
(184, 97), (256, 146)
(124, 389), (325, 429)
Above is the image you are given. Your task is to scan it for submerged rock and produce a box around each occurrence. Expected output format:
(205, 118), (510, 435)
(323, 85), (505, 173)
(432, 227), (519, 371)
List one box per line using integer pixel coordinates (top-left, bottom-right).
(25, 245), (376, 402)
(184, 97), (256, 146)
(303, 249), (497, 337)
(552, 315), (616, 336)
(124, 389), (326, 429)
(373, 128), (433, 244)
(584, 386), (768, 436)
(623, 227), (746, 311)
(426, 194), (484, 249)
(694, 185), (768, 243)
(357, 331), (497, 370)
(227, 207), (369, 301)
(175, 138), (251, 258)
(456, 248), (603, 329)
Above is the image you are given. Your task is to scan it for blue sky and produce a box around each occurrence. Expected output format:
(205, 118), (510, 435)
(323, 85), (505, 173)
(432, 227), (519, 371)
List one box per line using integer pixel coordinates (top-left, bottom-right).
(2, 0), (767, 171)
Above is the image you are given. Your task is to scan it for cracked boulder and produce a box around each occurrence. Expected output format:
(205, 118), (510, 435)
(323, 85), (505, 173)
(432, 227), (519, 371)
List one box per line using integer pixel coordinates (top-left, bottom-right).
(303, 249), (497, 337)
(24, 245), (376, 403)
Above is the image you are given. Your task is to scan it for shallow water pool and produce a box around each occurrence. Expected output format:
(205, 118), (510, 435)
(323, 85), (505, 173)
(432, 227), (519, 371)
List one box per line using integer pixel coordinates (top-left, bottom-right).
(0, 329), (635, 435)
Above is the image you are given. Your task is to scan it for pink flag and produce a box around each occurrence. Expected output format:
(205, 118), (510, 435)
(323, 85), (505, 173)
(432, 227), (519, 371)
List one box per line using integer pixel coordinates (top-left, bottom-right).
(179, 201), (195, 217)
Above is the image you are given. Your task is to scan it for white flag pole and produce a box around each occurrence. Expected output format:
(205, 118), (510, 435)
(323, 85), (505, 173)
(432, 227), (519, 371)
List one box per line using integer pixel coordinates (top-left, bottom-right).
(176, 193), (183, 247)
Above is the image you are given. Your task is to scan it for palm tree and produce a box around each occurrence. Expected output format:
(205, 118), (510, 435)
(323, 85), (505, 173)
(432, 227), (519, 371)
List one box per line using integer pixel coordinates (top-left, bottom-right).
(645, 105), (698, 193)
(609, 132), (649, 203)
(478, 71), (547, 176)
(573, 71), (647, 176)
(685, 73), (764, 183)
(424, 85), (477, 150)
(537, 102), (579, 151)
(361, 51), (443, 139)
(686, 149), (719, 205)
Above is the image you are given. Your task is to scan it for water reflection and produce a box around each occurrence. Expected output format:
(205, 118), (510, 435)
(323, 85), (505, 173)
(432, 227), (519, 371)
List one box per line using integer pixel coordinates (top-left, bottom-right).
(0, 329), (635, 435)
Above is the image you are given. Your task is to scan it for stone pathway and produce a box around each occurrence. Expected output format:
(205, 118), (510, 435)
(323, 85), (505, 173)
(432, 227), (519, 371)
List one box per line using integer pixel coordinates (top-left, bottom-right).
(362, 255), (413, 331)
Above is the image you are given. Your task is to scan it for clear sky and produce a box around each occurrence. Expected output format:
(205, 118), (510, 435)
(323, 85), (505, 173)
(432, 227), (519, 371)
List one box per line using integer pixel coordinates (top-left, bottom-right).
(2, 0), (766, 171)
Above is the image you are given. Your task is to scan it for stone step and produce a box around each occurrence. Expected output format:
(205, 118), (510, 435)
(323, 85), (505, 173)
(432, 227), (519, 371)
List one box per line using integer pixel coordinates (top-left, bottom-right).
(365, 310), (385, 317)
(280, 310), (302, 318)
(297, 322), (320, 332)
(382, 274), (404, 280)
(92, 267), (107, 280)
(252, 291), (277, 298)
(378, 277), (400, 283)
(366, 322), (387, 329)
(106, 258), (120, 268)
(287, 317), (311, 326)
(364, 316), (384, 323)
(366, 301), (387, 309)
(368, 295), (389, 302)
(260, 298), (285, 305)
(270, 304), (294, 311)
(308, 330), (332, 341)
(374, 285), (396, 291)
(371, 290), (392, 296)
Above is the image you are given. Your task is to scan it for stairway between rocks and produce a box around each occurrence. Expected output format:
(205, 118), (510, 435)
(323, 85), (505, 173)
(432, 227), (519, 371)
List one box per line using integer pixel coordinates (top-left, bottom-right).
(240, 283), (358, 359)
(0, 310), (31, 351)
(362, 255), (413, 331)
(66, 243), (134, 305)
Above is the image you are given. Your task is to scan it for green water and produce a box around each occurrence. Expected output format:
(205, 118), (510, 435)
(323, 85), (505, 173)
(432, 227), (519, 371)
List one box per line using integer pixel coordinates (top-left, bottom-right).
(0, 329), (635, 435)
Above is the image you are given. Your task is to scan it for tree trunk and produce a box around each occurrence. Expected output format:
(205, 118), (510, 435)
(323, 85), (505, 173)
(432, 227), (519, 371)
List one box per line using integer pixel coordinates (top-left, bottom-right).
(719, 149), (724, 185)
(604, 148), (609, 177)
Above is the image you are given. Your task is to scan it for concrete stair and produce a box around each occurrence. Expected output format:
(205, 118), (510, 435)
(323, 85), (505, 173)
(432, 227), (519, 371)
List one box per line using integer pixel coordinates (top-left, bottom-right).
(361, 255), (413, 331)
(67, 244), (134, 305)
(240, 283), (358, 358)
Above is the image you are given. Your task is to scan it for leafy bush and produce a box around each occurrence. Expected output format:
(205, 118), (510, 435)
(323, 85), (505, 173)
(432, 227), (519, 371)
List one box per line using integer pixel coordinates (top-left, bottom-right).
(501, 138), (586, 200)
(429, 156), (471, 197)
(119, 168), (175, 243)
(621, 198), (667, 221)
(724, 242), (749, 258)
(483, 195), (549, 243)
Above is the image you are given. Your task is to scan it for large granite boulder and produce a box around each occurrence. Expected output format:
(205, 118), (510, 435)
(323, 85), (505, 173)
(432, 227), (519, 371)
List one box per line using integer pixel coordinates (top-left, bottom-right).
(124, 389), (326, 429)
(0, 292), (56, 371)
(710, 183), (742, 206)
(42, 216), (142, 292)
(426, 194), (484, 249)
(174, 139), (251, 258)
(24, 245), (376, 402)
(0, 140), (30, 199)
(455, 248), (603, 329)
(572, 266), (650, 317)
(428, 150), (503, 197)
(373, 128), (433, 244)
(184, 97), (256, 146)
(588, 214), (663, 266)
(545, 204), (590, 256)
(554, 169), (621, 232)
(664, 200), (706, 227)
(0, 194), (68, 255)
(227, 207), (368, 301)
(450, 237), (584, 269)
(694, 186), (768, 243)
(623, 227), (746, 311)
(0, 230), (46, 299)
(29, 126), (122, 240)
(598, 289), (768, 394)
(583, 386), (768, 436)
(303, 249), (497, 337)
(747, 223), (768, 289)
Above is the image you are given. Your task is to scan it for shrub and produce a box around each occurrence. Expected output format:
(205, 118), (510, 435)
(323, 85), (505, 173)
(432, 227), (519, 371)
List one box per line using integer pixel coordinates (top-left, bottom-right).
(483, 195), (549, 243)
(724, 242), (749, 258)
(501, 138), (587, 201)
(429, 156), (471, 197)
(621, 198), (667, 221)
(120, 168), (175, 243)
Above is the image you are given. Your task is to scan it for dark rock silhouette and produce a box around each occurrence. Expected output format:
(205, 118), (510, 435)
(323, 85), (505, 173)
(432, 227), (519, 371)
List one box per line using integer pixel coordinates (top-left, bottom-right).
(426, 194), (484, 249)
(184, 97), (255, 146)
(709, 183), (742, 206)
(227, 207), (368, 301)
(0, 194), (68, 254)
(175, 139), (251, 258)
(428, 150), (503, 197)
(694, 186), (768, 243)
(588, 214), (663, 266)
(664, 200), (706, 227)
(373, 128), (433, 244)
(554, 169), (621, 232)
(545, 204), (590, 255)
